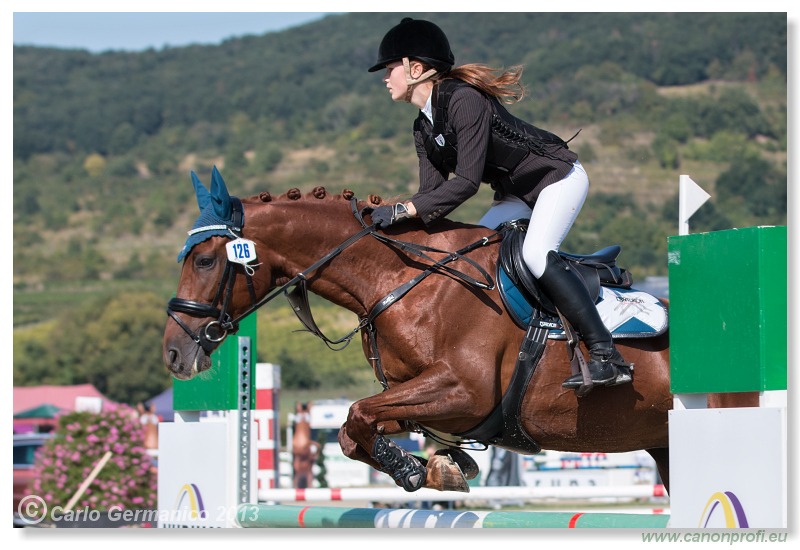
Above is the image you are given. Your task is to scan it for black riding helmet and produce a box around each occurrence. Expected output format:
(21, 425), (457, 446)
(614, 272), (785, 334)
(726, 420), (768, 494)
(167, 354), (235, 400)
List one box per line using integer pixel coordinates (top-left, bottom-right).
(368, 18), (454, 73)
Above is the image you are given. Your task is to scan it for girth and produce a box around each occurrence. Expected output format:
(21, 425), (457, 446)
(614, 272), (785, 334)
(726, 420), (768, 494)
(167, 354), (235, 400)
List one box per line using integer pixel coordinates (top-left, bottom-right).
(453, 319), (548, 454)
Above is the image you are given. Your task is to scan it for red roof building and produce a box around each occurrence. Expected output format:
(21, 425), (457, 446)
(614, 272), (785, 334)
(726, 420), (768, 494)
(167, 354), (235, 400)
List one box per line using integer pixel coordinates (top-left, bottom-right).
(13, 384), (115, 433)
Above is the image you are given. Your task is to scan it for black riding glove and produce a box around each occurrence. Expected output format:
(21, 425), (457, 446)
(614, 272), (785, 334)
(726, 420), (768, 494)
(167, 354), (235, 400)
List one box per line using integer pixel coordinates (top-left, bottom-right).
(371, 203), (413, 229)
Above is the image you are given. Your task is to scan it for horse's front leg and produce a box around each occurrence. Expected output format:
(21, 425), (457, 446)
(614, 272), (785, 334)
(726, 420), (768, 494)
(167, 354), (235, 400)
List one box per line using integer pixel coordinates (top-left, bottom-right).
(338, 367), (488, 492)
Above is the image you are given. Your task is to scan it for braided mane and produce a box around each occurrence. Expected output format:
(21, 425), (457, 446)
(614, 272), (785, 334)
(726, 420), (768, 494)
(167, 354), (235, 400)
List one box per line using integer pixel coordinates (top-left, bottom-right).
(252, 186), (386, 206)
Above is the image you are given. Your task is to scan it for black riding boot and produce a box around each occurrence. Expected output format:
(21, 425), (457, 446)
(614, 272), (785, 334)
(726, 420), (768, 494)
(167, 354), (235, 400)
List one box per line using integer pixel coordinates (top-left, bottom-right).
(536, 251), (632, 390)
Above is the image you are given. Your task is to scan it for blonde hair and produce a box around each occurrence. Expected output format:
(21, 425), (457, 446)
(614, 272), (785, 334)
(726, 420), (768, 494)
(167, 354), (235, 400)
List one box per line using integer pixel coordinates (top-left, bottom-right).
(436, 63), (526, 104)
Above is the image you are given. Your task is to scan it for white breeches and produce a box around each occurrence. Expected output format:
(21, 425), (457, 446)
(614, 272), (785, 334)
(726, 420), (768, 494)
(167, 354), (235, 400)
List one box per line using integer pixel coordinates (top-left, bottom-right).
(478, 161), (589, 278)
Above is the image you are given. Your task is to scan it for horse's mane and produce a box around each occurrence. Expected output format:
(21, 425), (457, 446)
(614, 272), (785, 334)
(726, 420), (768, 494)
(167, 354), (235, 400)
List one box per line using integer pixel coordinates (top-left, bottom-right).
(248, 186), (389, 207)
(245, 186), (486, 236)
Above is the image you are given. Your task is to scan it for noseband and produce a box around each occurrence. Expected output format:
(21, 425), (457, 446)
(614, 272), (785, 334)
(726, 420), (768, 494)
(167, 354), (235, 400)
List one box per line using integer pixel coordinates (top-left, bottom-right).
(166, 262), (248, 354)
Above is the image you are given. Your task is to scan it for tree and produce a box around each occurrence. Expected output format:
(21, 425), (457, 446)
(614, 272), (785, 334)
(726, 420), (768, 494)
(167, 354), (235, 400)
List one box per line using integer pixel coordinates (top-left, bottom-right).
(14, 292), (172, 405)
(716, 154), (786, 219)
(651, 134), (680, 169)
(251, 143), (283, 174)
(660, 113), (692, 143)
(599, 215), (667, 276)
(109, 122), (140, 154)
(73, 292), (172, 404)
(83, 153), (106, 177)
(276, 349), (319, 390)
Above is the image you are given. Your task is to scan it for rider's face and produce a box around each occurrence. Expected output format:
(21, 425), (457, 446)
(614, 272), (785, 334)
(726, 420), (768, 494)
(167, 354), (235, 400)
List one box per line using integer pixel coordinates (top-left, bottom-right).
(383, 61), (408, 102)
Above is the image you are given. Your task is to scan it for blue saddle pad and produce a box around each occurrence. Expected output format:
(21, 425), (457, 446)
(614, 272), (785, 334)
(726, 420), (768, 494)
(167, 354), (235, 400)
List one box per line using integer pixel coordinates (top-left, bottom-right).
(498, 269), (668, 339)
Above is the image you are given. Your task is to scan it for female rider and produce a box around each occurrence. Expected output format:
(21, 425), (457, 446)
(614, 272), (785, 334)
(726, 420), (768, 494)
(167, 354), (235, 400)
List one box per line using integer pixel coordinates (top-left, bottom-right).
(367, 18), (631, 392)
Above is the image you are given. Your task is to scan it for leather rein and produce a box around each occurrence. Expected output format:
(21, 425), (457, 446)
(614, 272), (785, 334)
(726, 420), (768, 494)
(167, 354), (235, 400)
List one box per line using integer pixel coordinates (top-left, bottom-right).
(167, 197), (502, 388)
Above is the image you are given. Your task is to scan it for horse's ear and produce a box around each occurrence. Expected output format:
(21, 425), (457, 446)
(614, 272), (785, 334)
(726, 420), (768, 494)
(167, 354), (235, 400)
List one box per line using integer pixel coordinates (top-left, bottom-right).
(209, 166), (232, 220)
(191, 171), (212, 212)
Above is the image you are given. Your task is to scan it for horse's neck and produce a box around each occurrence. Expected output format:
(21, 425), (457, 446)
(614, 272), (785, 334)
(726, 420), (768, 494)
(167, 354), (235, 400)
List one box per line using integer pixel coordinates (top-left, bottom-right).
(257, 200), (381, 313)
(253, 198), (492, 316)
(295, 424), (311, 434)
(293, 421), (312, 445)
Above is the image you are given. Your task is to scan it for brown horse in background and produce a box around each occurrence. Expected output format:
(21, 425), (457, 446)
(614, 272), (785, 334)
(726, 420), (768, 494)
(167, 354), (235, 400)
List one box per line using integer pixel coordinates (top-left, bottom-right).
(163, 170), (747, 495)
(292, 402), (319, 489)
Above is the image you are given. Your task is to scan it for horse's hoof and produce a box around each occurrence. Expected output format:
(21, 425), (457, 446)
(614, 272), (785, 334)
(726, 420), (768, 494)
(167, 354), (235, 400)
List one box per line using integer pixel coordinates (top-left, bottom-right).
(425, 454), (470, 493)
(436, 448), (479, 480)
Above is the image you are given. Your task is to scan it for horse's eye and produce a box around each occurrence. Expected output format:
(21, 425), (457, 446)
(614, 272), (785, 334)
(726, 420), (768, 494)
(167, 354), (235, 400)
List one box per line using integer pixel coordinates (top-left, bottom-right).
(195, 256), (215, 269)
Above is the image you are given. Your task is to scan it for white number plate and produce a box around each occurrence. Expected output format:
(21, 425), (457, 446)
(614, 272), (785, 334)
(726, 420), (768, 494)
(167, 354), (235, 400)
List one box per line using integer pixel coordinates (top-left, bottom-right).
(225, 238), (257, 264)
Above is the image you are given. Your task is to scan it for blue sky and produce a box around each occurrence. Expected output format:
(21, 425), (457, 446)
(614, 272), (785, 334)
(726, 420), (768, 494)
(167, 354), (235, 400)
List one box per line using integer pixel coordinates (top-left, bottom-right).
(13, 12), (333, 52)
(10, 5), (798, 55)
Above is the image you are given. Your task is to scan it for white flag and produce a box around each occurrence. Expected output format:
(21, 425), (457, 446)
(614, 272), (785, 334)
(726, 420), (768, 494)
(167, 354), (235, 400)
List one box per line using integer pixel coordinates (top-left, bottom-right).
(679, 175), (711, 235)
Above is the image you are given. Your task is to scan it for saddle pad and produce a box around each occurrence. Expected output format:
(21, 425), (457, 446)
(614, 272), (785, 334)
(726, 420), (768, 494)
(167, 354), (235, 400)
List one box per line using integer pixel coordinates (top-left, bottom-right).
(548, 286), (669, 340)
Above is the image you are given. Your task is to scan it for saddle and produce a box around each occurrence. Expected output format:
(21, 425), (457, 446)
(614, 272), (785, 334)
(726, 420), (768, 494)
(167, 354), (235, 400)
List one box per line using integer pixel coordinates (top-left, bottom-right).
(498, 219), (632, 327)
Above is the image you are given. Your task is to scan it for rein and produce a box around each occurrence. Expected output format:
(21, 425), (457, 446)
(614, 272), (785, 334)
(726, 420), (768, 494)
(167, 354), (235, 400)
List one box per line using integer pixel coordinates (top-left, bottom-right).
(168, 196), (503, 388)
(167, 201), (374, 351)
(286, 200), (501, 373)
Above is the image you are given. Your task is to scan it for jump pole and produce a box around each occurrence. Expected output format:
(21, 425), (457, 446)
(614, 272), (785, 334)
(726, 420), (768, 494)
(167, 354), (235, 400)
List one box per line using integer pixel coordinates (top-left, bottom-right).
(258, 484), (667, 504)
(236, 504), (670, 529)
(668, 213), (787, 526)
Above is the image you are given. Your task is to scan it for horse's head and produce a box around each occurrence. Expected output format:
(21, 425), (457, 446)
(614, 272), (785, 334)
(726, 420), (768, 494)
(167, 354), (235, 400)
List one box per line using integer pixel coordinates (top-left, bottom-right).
(163, 170), (430, 380)
(163, 167), (268, 380)
(293, 401), (312, 426)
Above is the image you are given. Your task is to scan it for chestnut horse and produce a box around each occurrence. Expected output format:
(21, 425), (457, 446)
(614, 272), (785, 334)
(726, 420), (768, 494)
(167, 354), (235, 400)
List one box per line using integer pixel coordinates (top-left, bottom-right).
(163, 168), (676, 493)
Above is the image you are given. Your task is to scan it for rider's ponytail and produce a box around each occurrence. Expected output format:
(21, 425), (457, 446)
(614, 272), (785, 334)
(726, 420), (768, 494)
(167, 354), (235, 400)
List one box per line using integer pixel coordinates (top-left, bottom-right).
(438, 63), (526, 104)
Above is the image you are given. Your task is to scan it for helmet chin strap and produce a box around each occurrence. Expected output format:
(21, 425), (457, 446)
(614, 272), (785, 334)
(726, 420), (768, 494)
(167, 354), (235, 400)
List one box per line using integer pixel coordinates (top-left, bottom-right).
(403, 57), (438, 103)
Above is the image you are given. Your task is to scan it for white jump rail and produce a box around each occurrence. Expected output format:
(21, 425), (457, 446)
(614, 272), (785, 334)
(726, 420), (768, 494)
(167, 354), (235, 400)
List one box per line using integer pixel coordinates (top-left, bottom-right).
(259, 484), (666, 503)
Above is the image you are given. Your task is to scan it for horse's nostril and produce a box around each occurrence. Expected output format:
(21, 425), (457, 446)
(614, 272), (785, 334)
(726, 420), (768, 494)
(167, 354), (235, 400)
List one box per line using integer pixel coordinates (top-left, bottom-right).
(167, 348), (181, 370)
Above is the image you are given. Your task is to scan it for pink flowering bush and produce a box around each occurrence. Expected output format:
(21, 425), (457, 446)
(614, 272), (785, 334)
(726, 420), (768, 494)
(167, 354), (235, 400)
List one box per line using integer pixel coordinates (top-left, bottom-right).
(33, 404), (156, 516)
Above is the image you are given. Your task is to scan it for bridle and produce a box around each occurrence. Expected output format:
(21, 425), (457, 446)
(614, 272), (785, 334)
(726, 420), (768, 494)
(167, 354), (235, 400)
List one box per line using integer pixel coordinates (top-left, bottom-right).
(167, 197), (377, 354)
(166, 196), (257, 353)
(167, 196), (503, 372)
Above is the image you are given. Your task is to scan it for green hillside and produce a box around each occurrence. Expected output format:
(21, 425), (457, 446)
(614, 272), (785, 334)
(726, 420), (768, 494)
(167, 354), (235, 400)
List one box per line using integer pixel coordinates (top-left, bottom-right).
(13, 12), (786, 404)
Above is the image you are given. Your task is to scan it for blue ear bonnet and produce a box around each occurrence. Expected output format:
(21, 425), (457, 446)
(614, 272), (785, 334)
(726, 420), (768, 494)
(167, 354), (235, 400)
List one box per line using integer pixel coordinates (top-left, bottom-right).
(177, 167), (241, 262)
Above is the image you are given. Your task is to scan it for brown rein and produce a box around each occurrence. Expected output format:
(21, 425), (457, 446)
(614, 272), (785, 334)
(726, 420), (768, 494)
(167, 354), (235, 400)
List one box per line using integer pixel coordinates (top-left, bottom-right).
(167, 197), (504, 369)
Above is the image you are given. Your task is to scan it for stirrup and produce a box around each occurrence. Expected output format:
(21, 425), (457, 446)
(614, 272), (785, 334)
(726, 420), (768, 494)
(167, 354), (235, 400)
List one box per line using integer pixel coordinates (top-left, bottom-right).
(598, 349), (634, 386)
(562, 360), (618, 389)
(562, 349), (634, 390)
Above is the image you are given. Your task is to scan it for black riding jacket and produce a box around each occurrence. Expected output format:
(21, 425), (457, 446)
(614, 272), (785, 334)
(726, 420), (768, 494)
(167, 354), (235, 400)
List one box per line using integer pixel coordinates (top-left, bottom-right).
(411, 79), (578, 225)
